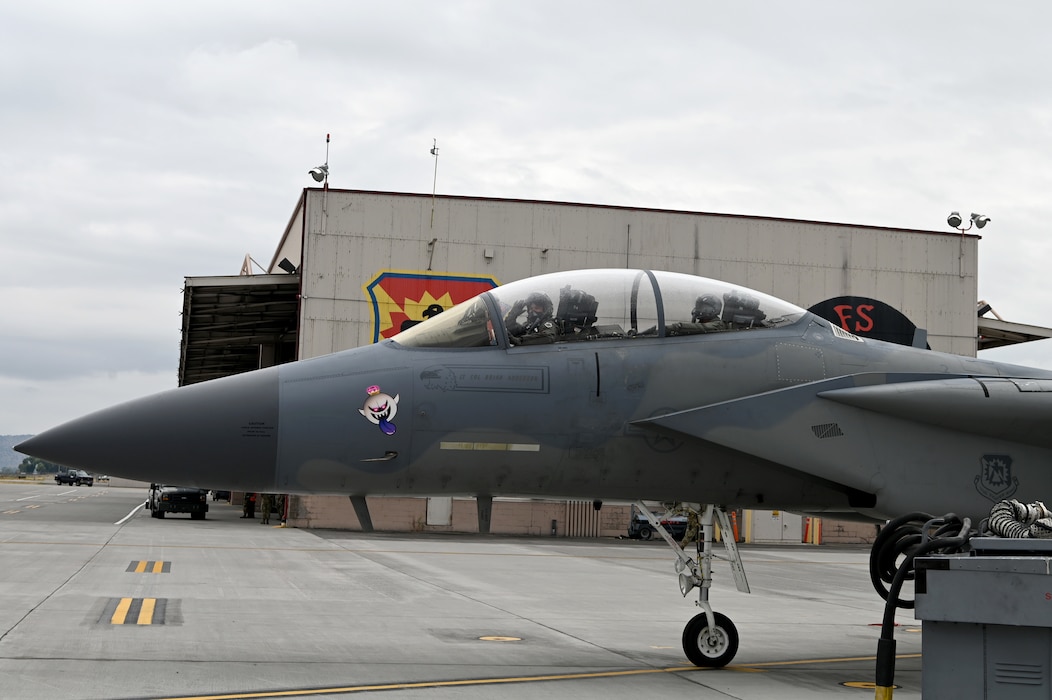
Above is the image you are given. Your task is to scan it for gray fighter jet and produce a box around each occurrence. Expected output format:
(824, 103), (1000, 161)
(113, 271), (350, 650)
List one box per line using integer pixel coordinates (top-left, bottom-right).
(16, 268), (1052, 667)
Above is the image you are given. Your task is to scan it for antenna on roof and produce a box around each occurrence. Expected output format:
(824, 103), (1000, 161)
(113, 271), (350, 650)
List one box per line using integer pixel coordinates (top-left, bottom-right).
(430, 138), (439, 228)
(308, 134), (331, 189)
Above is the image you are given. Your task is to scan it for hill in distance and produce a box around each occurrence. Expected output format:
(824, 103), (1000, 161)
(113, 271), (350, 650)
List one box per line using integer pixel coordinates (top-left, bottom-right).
(1, 435), (33, 472)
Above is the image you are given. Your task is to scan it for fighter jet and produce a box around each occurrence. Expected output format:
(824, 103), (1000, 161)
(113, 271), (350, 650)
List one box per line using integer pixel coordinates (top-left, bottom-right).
(16, 267), (1052, 667)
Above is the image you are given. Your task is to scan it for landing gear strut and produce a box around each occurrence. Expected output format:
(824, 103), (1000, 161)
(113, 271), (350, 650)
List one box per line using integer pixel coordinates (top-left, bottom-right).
(634, 502), (749, 667)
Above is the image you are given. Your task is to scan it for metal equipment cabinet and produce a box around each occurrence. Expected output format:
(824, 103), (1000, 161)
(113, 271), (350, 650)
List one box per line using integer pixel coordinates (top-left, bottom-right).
(916, 539), (1052, 698)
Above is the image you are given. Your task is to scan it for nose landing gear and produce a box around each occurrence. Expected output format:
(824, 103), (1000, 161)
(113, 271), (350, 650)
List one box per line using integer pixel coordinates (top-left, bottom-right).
(634, 502), (749, 667)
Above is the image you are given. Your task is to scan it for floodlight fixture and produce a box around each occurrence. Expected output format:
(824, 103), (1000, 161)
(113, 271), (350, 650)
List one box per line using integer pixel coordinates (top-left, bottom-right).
(947, 209), (990, 233)
(308, 164), (329, 183)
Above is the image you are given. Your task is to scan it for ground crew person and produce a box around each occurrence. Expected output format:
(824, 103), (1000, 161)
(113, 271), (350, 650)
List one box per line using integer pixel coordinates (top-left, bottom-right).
(241, 492), (256, 518)
(260, 493), (274, 524)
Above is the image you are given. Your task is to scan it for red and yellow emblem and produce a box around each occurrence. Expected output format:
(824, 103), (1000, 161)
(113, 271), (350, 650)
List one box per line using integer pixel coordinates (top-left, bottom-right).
(363, 270), (499, 343)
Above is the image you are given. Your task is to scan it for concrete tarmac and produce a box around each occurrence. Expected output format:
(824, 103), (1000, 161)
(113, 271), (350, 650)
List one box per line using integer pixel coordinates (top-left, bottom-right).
(0, 481), (921, 699)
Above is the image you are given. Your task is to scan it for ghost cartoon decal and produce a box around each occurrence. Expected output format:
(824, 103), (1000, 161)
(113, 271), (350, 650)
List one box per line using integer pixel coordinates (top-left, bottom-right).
(359, 385), (399, 435)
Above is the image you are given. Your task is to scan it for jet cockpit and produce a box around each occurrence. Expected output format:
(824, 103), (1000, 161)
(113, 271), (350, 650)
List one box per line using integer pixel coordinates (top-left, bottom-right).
(392, 268), (808, 349)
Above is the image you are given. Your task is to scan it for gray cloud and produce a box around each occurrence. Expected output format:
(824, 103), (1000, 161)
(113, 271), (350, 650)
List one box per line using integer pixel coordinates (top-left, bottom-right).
(4, 1), (1052, 433)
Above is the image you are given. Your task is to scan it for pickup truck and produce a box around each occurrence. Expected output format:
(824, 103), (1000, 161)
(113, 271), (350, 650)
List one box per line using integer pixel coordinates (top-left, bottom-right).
(146, 484), (208, 519)
(55, 470), (94, 487)
(627, 511), (688, 540)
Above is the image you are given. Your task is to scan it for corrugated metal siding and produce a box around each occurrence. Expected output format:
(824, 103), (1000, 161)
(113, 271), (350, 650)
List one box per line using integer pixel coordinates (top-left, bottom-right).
(564, 500), (601, 538)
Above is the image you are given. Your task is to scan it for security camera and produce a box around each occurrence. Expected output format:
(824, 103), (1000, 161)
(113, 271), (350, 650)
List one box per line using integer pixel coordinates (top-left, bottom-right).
(971, 213), (990, 229)
(308, 164), (328, 183)
(946, 211), (963, 228)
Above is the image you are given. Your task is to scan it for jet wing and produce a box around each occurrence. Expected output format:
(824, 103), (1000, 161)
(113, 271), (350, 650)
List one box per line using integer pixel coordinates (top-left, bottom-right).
(632, 373), (1052, 494)
(817, 376), (1052, 449)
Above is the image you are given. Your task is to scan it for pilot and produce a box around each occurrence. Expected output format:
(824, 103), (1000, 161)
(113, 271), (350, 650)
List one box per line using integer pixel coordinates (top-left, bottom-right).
(667, 294), (727, 336)
(504, 292), (557, 345)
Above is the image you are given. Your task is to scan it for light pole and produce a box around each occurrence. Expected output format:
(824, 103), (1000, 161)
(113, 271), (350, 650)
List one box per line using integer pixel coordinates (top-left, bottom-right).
(308, 134), (330, 189)
(430, 139), (439, 229)
(308, 134), (332, 235)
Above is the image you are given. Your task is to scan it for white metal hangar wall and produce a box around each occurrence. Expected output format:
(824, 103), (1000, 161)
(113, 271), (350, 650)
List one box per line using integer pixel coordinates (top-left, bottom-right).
(274, 189), (978, 357)
(265, 188), (980, 537)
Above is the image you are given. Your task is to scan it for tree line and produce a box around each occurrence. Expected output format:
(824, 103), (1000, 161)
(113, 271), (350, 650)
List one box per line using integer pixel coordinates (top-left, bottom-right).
(17, 458), (64, 475)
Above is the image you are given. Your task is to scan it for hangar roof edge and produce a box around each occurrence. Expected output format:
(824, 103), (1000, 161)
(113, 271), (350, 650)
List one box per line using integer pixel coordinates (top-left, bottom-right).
(301, 187), (977, 239)
(978, 317), (1052, 351)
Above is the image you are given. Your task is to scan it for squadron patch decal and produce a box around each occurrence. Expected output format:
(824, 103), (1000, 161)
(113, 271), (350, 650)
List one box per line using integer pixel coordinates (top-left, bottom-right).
(359, 385), (399, 435)
(975, 454), (1018, 501)
(362, 270), (499, 343)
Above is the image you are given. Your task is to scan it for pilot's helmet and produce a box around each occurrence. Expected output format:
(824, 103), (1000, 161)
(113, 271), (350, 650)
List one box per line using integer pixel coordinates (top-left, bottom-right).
(692, 294), (721, 323)
(525, 292), (553, 319)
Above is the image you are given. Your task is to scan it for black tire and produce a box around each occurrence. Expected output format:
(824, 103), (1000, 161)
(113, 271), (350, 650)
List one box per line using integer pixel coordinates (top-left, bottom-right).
(191, 511), (205, 520)
(639, 526), (653, 541)
(682, 611), (739, 667)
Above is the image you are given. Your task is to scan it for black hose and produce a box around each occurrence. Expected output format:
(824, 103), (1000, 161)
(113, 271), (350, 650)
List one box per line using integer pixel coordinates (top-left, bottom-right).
(869, 512), (932, 609)
(871, 513), (976, 695)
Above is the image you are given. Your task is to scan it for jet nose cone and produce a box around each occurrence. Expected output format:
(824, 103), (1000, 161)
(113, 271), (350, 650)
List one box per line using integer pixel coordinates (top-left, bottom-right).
(16, 367), (281, 489)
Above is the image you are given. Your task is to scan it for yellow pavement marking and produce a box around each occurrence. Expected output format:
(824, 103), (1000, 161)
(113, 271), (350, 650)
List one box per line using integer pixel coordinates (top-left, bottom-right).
(150, 654), (924, 700)
(111, 598), (133, 625)
(137, 598), (156, 625)
(110, 597), (161, 624)
(128, 560), (170, 573)
(740, 653), (921, 668)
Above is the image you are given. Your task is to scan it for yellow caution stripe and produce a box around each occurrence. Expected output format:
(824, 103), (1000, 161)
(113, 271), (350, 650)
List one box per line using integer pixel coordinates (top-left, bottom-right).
(127, 560), (171, 573)
(107, 598), (167, 625)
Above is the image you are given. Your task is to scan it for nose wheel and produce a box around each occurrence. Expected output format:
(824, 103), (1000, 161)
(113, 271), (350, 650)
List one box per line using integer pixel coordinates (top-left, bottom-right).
(634, 502), (749, 668)
(682, 611), (739, 667)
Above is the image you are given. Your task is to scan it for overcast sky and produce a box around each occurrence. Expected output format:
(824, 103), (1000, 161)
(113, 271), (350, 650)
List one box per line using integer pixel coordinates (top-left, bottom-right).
(3, 2), (1052, 435)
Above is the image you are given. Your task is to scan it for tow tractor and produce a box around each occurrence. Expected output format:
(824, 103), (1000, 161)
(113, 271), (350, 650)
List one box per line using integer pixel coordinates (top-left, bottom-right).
(634, 501), (750, 667)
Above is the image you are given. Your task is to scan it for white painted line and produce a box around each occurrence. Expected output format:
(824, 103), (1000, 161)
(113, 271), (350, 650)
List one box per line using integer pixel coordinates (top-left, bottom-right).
(15, 494), (42, 501)
(115, 504), (145, 526)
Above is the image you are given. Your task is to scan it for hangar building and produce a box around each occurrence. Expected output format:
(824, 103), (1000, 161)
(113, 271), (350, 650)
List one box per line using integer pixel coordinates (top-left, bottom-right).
(178, 188), (1045, 542)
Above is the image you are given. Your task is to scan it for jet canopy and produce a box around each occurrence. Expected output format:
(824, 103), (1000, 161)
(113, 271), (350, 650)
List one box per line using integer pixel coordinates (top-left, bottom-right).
(393, 269), (808, 349)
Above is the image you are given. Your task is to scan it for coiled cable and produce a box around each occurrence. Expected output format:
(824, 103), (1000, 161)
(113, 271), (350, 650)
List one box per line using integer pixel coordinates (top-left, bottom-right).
(986, 499), (1052, 538)
(870, 513), (976, 698)
(869, 512), (974, 608)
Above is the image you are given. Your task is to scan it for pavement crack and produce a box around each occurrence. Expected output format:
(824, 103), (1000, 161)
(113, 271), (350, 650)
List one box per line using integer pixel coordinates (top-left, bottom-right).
(0, 513), (137, 644)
